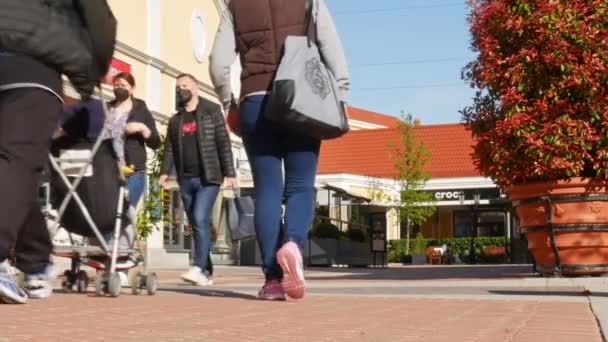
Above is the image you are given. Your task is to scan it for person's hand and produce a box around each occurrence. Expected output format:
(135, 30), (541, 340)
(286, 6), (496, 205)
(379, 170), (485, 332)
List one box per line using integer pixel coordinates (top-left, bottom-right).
(159, 175), (171, 191)
(225, 100), (241, 136)
(52, 127), (65, 139)
(223, 177), (237, 189)
(228, 99), (239, 114)
(125, 122), (151, 138)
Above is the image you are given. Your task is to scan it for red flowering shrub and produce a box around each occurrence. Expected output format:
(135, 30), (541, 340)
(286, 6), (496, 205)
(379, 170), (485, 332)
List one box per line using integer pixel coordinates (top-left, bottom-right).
(461, 0), (608, 187)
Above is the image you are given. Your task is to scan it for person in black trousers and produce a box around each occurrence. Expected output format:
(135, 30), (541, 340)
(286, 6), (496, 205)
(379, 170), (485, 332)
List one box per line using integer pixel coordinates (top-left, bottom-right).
(0, 0), (117, 304)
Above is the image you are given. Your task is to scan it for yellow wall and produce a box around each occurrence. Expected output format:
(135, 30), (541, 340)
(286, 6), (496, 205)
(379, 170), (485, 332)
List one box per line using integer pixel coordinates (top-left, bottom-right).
(160, 73), (177, 117)
(102, 0), (223, 116)
(107, 0), (148, 51)
(160, 0), (221, 87)
(350, 186), (392, 203)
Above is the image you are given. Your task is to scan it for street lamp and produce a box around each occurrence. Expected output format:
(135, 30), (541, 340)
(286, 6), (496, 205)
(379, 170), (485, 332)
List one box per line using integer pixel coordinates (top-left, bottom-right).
(469, 192), (481, 264)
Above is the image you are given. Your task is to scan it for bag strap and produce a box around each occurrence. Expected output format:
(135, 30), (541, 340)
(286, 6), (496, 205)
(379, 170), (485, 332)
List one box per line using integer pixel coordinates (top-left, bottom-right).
(304, 0), (318, 46)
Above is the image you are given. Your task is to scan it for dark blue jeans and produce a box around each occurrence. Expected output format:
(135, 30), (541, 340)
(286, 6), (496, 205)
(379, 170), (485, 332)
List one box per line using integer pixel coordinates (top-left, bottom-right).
(239, 95), (320, 280)
(127, 171), (146, 209)
(179, 177), (219, 271)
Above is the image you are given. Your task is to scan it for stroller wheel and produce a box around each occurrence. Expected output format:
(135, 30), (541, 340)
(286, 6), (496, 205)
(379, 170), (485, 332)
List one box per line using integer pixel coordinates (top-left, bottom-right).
(108, 273), (122, 297)
(145, 273), (158, 295)
(62, 270), (75, 292)
(76, 271), (89, 293)
(94, 272), (106, 296)
(131, 272), (143, 295)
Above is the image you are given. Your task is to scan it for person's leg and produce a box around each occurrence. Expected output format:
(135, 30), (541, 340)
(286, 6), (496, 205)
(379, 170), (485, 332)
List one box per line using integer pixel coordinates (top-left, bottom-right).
(17, 206), (53, 299)
(179, 178), (219, 286)
(127, 171), (146, 209)
(189, 183), (220, 273)
(0, 89), (61, 303)
(277, 133), (320, 299)
(239, 96), (285, 283)
(178, 177), (196, 265)
(283, 136), (321, 249)
(206, 253), (213, 276)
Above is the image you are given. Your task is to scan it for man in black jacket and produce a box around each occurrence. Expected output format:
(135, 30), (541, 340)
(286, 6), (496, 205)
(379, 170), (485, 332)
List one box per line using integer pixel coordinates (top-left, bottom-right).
(160, 74), (236, 286)
(0, 0), (116, 303)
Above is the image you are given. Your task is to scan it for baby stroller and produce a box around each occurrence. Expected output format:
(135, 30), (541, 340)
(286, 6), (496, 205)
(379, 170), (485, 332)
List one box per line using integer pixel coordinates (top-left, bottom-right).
(44, 98), (158, 297)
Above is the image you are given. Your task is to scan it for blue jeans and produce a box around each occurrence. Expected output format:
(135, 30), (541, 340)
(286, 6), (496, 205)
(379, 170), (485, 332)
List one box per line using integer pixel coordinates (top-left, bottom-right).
(179, 177), (220, 271)
(127, 171), (146, 209)
(239, 95), (320, 280)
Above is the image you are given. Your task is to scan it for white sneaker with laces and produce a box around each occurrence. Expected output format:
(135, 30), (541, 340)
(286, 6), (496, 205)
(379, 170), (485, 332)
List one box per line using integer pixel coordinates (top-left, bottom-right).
(0, 260), (28, 304)
(181, 266), (209, 286)
(24, 269), (52, 299)
(118, 270), (129, 287)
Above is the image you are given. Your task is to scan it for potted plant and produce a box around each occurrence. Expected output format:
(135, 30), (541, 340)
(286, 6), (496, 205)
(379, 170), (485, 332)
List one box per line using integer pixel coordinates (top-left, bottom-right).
(411, 233), (427, 265)
(462, 0), (608, 275)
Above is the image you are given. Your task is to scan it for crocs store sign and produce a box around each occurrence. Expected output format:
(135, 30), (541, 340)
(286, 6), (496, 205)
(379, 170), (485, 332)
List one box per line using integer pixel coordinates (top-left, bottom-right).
(427, 188), (502, 202)
(434, 191), (465, 201)
(103, 58), (132, 85)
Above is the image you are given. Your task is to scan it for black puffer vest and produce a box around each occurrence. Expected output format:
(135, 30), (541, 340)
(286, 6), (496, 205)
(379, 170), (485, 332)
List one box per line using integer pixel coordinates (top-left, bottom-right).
(0, 0), (116, 97)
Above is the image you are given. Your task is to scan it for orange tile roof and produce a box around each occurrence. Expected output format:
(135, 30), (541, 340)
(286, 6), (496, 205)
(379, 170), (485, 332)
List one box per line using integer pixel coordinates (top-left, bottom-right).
(347, 106), (402, 128)
(318, 123), (481, 179)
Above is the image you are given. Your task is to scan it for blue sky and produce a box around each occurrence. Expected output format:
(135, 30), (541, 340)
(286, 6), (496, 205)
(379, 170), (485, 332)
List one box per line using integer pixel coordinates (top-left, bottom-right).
(326, 0), (476, 124)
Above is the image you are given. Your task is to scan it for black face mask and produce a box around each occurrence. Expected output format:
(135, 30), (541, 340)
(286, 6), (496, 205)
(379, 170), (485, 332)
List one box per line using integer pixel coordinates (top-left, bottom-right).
(177, 89), (193, 107)
(113, 88), (130, 102)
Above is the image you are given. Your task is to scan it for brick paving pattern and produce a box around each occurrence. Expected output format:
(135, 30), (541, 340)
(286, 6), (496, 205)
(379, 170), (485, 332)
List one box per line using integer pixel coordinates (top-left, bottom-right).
(0, 265), (604, 342)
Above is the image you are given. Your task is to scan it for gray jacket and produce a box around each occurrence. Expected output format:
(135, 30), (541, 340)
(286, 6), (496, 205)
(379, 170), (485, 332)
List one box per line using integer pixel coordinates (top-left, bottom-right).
(210, 0), (350, 109)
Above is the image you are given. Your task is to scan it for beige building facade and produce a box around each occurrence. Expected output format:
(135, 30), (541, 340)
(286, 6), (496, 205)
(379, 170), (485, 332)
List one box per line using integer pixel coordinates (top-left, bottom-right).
(61, 0), (246, 268)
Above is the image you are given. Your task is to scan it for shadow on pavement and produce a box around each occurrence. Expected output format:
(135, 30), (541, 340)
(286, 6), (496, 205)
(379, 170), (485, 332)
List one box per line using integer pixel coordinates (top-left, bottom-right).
(489, 290), (608, 297)
(160, 287), (258, 301)
(306, 265), (536, 281)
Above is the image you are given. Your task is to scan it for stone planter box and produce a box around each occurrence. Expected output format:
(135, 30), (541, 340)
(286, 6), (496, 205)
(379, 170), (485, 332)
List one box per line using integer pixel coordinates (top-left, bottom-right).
(240, 238), (376, 267)
(411, 254), (427, 265)
(239, 239), (263, 266)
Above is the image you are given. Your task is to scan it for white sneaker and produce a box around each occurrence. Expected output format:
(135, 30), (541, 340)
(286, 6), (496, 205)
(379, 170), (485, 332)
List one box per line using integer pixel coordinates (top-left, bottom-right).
(24, 269), (52, 299)
(205, 271), (214, 286)
(181, 266), (209, 286)
(0, 260), (28, 304)
(118, 271), (129, 287)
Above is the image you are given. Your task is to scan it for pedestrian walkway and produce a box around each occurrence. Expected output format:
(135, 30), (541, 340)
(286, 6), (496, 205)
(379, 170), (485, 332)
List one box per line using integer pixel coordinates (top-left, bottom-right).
(0, 265), (605, 342)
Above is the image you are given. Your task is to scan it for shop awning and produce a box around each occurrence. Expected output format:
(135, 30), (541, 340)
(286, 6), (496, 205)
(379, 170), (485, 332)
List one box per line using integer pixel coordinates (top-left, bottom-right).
(320, 183), (372, 203)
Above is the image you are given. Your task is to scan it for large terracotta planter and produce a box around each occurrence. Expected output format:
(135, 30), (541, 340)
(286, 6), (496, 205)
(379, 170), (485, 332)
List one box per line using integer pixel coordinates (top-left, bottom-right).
(507, 178), (608, 276)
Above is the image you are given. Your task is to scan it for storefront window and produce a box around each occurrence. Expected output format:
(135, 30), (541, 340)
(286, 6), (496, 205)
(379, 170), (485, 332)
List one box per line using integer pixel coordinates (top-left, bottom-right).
(454, 210), (505, 238)
(477, 211), (505, 237)
(454, 211), (473, 238)
(400, 217), (421, 238)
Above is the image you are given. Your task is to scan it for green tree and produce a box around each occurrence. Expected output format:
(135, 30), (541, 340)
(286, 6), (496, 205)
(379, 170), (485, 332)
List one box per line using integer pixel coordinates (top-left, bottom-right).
(136, 136), (166, 239)
(392, 113), (436, 255)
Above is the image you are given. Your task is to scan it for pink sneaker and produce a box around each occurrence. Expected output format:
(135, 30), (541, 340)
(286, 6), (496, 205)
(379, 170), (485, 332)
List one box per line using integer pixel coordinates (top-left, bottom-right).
(276, 241), (305, 299)
(257, 279), (286, 301)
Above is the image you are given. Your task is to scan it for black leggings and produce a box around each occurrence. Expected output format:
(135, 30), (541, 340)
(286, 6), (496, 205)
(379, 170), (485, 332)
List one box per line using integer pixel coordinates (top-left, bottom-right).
(0, 88), (61, 273)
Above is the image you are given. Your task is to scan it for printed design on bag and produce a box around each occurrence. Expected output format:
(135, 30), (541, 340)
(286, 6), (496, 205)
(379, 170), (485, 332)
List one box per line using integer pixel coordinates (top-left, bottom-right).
(305, 58), (331, 99)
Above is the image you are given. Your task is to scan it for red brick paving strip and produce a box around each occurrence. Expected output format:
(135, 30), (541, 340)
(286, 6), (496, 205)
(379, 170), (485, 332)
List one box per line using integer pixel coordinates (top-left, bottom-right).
(0, 293), (602, 342)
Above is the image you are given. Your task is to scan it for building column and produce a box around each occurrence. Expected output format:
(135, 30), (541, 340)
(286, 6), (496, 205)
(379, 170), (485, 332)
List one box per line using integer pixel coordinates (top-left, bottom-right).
(146, 0), (164, 251)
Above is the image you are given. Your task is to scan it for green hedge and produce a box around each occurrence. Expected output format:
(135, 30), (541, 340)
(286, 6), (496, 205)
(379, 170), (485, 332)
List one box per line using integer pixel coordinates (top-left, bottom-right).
(311, 223), (343, 240)
(387, 237), (508, 263)
(309, 223), (369, 242)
